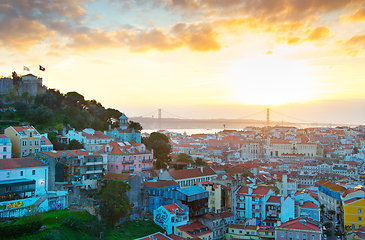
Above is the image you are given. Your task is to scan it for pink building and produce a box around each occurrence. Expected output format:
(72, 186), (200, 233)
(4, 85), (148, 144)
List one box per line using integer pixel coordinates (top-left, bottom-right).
(0, 134), (12, 159)
(99, 141), (154, 179)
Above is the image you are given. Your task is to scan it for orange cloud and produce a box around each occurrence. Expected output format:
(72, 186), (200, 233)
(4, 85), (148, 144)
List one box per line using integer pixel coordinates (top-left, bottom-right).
(306, 26), (333, 41)
(340, 8), (365, 22)
(341, 34), (365, 56)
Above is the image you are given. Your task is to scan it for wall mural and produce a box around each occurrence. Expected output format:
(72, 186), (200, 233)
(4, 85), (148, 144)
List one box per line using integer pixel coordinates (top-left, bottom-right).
(155, 208), (169, 227)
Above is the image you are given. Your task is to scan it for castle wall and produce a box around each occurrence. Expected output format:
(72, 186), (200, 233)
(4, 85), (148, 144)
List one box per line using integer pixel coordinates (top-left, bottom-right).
(0, 78), (13, 95)
(0, 74), (44, 96)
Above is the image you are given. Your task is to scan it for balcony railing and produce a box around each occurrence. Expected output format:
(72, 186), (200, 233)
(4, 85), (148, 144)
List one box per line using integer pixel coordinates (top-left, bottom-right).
(142, 167), (153, 171)
(85, 161), (103, 165)
(142, 159), (153, 163)
(122, 169), (134, 173)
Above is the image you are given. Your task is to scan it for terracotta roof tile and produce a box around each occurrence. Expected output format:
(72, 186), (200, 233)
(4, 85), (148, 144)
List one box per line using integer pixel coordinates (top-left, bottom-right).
(0, 157), (47, 170)
(168, 167), (216, 180)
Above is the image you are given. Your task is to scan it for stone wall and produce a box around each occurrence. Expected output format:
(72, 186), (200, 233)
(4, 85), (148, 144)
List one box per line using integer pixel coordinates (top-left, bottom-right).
(0, 74), (46, 96)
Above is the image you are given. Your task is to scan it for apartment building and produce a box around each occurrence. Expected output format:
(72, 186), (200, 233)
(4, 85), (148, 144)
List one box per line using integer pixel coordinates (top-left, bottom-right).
(5, 126), (41, 158)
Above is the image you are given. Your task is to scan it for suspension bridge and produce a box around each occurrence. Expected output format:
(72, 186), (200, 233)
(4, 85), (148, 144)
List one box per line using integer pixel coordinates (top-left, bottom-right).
(130, 108), (336, 130)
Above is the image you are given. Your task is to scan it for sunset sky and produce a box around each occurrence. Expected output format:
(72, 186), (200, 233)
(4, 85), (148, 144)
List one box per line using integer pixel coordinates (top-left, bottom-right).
(1, 0), (365, 125)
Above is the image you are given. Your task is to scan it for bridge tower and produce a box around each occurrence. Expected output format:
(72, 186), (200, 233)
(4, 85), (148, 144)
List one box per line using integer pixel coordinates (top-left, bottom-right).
(158, 109), (161, 130)
(267, 108), (270, 126)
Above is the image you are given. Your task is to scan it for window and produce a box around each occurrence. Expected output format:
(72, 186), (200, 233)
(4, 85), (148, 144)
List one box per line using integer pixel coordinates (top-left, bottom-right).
(289, 233), (293, 240)
(29, 132), (32, 137)
(35, 149), (38, 153)
(110, 156), (113, 161)
(311, 234), (315, 240)
(32, 170), (35, 175)
(3, 155), (5, 159)
(139, 164), (141, 169)
(6, 171), (10, 178)
(359, 209), (362, 213)
(303, 234), (307, 240)
(29, 149), (32, 154)
(29, 140), (32, 146)
(35, 140), (39, 146)
(231, 229), (234, 233)
(22, 140), (27, 146)
(359, 216), (362, 221)
(116, 165), (118, 170)
(20, 171), (23, 176)
(2, 147), (6, 152)
(296, 233), (300, 239)
(111, 165), (113, 170)
(123, 157), (125, 162)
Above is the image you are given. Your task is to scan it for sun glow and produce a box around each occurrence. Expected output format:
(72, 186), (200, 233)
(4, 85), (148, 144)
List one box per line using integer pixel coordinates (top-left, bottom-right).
(226, 55), (315, 105)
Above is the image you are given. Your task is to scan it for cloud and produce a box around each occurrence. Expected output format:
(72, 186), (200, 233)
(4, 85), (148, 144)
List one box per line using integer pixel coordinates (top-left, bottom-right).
(265, 50), (273, 54)
(306, 26), (333, 41)
(341, 34), (365, 56)
(340, 8), (365, 22)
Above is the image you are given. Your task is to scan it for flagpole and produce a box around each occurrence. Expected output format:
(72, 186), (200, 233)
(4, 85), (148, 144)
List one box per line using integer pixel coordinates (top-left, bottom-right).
(38, 64), (40, 78)
(23, 65), (24, 75)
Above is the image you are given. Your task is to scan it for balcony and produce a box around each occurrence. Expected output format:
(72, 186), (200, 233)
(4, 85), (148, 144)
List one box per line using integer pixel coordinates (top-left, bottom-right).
(253, 208), (261, 212)
(142, 158), (153, 163)
(122, 169), (134, 173)
(85, 161), (103, 165)
(142, 167), (153, 171)
(85, 169), (103, 174)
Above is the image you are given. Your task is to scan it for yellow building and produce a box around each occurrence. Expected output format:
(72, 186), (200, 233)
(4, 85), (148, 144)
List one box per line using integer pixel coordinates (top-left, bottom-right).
(343, 190), (365, 231)
(4, 126), (41, 158)
(198, 181), (222, 213)
(225, 223), (259, 240)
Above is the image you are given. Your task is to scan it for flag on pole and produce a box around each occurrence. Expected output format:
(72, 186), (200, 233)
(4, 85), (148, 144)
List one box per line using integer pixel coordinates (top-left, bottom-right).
(39, 65), (45, 71)
(23, 66), (30, 71)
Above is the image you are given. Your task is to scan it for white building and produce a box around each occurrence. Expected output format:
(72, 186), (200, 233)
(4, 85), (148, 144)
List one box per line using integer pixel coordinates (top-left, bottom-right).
(0, 157), (68, 217)
(154, 203), (189, 235)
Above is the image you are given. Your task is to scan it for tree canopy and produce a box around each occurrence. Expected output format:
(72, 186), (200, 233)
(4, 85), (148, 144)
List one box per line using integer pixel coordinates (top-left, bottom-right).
(143, 132), (171, 169)
(94, 180), (131, 227)
(0, 84), (141, 134)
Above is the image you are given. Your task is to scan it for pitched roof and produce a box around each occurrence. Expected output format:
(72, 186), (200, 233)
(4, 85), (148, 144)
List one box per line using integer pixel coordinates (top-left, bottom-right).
(163, 204), (184, 214)
(267, 196), (281, 203)
(301, 201), (318, 208)
(11, 126), (40, 135)
(278, 217), (321, 231)
(177, 222), (212, 237)
(168, 167), (216, 180)
(0, 157), (47, 170)
(144, 180), (179, 188)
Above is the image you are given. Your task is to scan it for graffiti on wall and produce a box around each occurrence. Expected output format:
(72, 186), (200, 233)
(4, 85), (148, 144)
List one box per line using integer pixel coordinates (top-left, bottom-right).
(50, 203), (63, 210)
(6, 201), (24, 210)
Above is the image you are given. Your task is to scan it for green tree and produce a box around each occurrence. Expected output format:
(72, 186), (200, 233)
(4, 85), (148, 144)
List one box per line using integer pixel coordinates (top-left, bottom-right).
(95, 180), (131, 227)
(30, 105), (54, 125)
(194, 157), (208, 166)
(146, 133), (171, 157)
(176, 153), (193, 164)
(128, 120), (143, 131)
(320, 204), (325, 215)
(103, 108), (122, 128)
(67, 139), (84, 150)
(353, 146), (359, 154)
(14, 101), (30, 117)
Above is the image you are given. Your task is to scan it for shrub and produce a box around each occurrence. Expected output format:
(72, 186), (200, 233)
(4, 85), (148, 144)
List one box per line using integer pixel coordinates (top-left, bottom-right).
(61, 215), (84, 231)
(0, 220), (42, 238)
(42, 232), (61, 240)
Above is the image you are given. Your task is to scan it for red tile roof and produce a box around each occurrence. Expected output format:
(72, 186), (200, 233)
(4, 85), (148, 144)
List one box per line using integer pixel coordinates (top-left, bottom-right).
(168, 167), (216, 180)
(278, 217), (321, 231)
(267, 196), (281, 203)
(0, 157), (47, 170)
(301, 201), (318, 208)
(177, 222), (212, 237)
(11, 126), (40, 135)
(163, 204), (184, 214)
(144, 180), (179, 188)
